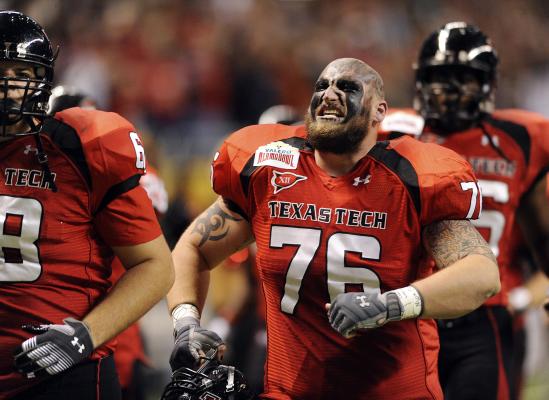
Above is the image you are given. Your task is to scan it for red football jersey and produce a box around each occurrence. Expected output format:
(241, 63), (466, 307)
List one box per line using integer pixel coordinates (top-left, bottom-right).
(212, 124), (481, 400)
(0, 108), (162, 398)
(381, 109), (549, 306)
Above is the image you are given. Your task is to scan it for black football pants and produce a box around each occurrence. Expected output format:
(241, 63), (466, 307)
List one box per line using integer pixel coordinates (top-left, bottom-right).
(13, 355), (121, 400)
(437, 306), (514, 400)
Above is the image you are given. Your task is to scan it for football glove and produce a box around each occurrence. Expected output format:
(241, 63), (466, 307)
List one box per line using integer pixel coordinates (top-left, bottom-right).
(169, 304), (224, 371)
(14, 318), (93, 379)
(328, 286), (423, 338)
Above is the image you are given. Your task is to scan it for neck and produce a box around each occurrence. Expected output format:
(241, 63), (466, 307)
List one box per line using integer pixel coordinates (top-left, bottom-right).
(314, 130), (377, 176)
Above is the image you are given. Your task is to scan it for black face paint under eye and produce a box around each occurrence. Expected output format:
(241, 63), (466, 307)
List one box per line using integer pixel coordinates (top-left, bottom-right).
(344, 89), (364, 122)
(309, 91), (322, 119)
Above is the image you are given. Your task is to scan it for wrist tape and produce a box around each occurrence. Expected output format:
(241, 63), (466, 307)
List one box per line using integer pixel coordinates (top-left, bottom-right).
(391, 285), (423, 320)
(171, 303), (200, 330)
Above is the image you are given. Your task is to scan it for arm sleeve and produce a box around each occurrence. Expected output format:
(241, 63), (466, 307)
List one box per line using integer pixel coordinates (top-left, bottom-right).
(94, 185), (162, 246)
(418, 147), (482, 226)
(211, 139), (250, 218)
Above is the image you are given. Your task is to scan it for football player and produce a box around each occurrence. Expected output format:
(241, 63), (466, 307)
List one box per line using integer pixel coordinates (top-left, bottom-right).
(380, 22), (549, 400)
(47, 85), (170, 399)
(0, 11), (174, 399)
(166, 57), (500, 399)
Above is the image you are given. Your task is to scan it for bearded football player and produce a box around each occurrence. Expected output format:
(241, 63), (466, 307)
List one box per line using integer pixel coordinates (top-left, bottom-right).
(166, 57), (500, 399)
(0, 11), (174, 399)
(380, 22), (549, 400)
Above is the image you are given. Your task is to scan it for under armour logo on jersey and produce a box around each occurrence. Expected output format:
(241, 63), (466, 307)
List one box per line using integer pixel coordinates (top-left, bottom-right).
(71, 337), (85, 354)
(356, 295), (370, 308)
(353, 175), (371, 186)
(23, 145), (38, 155)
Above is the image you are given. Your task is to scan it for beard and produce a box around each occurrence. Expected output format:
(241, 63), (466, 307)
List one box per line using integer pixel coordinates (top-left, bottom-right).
(305, 109), (371, 154)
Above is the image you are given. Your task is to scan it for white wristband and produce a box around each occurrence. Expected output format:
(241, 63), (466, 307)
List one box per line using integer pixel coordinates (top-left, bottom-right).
(392, 286), (423, 320)
(171, 303), (200, 329)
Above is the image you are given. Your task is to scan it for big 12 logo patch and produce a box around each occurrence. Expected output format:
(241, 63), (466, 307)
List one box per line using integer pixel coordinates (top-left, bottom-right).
(271, 170), (307, 194)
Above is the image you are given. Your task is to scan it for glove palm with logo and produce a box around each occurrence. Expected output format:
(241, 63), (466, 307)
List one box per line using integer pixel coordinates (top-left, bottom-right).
(328, 286), (423, 338)
(169, 316), (224, 371)
(14, 317), (94, 378)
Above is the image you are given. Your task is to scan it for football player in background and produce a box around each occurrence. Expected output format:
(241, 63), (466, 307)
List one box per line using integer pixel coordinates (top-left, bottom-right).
(381, 22), (549, 400)
(48, 85), (169, 400)
(0, 11), (174, 399)
(166, 57), (500, 399)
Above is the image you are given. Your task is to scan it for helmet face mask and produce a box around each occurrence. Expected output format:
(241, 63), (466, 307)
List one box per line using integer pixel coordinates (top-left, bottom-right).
(0, 11), (57, 138)
(414, 22), (498, 134)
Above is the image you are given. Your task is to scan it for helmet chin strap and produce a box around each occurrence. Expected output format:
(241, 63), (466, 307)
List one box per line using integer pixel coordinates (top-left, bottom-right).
(27, 117), (57, 192)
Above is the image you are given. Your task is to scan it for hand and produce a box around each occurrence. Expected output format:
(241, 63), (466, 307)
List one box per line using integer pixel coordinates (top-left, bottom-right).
(327, 286), (423, 338)
(169, 317), (225, 371)
(14, 318), (93, 379)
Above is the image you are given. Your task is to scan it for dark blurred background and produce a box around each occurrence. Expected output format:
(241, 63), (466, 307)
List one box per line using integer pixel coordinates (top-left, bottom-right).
(6, 1), (549, 398)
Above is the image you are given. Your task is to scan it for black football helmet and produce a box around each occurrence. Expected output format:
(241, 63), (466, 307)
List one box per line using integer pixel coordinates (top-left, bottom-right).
(0, 11), (57, 136)
(414, 22), (498, 133)
(161, 351), (253, 400)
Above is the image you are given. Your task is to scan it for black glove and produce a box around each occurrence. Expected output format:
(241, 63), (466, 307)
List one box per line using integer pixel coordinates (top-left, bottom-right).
(328, 286), (423, 338)
(14, 318), (94, 379)
(169, 316), (224, 371)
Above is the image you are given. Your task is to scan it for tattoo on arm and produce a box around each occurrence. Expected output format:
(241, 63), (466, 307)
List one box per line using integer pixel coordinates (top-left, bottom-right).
(423, 220), (497, 269)
(192, 203), (243, 247)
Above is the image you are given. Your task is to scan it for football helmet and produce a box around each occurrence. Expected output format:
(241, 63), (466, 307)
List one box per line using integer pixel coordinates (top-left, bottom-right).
(0, 11), (57, 136)
(414, 22), (498, 133)
(161, 351), (253, 400)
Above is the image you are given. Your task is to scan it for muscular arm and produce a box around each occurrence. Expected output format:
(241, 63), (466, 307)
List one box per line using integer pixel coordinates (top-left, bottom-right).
(83, 235), (175, 347)
(167, 197), (254, 314)
(413, 219), (500, 319)
(517, 175), (549, 276)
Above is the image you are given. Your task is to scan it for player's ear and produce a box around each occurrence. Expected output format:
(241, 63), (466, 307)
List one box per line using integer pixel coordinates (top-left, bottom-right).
(373, 101), (387, 124)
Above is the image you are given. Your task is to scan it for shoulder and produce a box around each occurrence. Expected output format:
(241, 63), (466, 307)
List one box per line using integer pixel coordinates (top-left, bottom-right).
(491, 108), (548, 125)
(370, 137), (480, 223)
(488, 109), (549, 164)
(381, 135), (471, 176)
(488, 109), (549, 145)
(211, 124), (307, 210)
(48, 108), (145, 197)
(223, 124), (307, 154)
(54, 108), (136, 144)
(217, 123), (307, 170)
